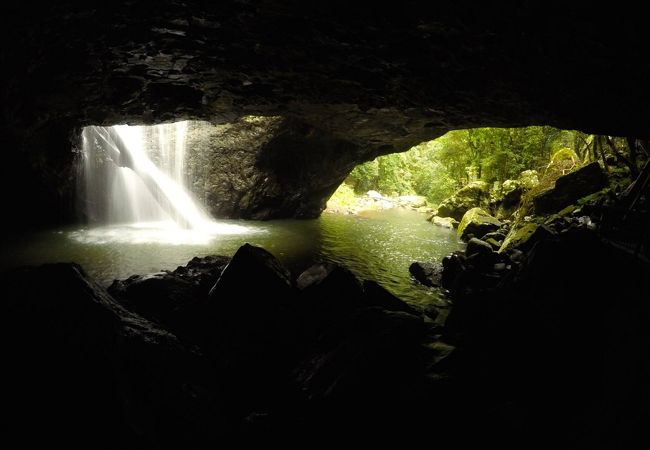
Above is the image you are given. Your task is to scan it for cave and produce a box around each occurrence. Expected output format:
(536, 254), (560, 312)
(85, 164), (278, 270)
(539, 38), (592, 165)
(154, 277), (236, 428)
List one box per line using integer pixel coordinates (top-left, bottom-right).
(2, 2), (650, 448)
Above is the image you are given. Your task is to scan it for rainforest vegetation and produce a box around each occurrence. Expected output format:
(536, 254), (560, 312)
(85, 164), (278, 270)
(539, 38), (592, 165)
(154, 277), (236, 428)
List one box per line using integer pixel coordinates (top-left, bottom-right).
(341, 126), (642, 205)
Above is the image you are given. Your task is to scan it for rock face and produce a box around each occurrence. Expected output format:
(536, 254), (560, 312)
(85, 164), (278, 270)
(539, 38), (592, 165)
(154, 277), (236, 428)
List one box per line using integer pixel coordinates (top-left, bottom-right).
(3, 4), (650, 228)
(533, 162), (607, 214)
(185, 117), (365, 219)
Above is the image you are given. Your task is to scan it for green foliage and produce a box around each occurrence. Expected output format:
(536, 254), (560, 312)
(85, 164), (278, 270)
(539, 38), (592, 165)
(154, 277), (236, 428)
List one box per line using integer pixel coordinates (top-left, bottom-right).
(346, 126), (589, 205)
(326, 182), (359, 210)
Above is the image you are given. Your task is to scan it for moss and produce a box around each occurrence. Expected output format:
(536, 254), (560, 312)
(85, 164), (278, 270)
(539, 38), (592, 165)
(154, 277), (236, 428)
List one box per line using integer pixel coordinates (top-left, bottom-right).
(558, 204), (576, 216)
(499, 222), (538, 253)
(576, 189), (608, 206)
(457, 207), (501, 240)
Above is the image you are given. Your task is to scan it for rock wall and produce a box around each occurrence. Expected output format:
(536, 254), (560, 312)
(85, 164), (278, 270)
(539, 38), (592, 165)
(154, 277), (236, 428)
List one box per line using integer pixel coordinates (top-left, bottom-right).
(185, 117), (365, 219)
(2, 2), (650, 227)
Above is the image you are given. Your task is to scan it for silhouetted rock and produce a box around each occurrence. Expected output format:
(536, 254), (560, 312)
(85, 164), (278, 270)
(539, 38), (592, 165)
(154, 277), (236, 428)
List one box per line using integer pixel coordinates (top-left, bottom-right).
(0, 263), (222, 449)
(295, 307), (426, 403)
(108, 254), (230, 343)
(362, 279), (424, 317)
(409, 261), (443, 287)
(204, 244), (303, 409)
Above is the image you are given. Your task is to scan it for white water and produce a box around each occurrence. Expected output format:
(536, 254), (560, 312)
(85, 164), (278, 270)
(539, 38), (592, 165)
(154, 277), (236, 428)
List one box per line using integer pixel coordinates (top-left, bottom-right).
(80, 122), (258, 244)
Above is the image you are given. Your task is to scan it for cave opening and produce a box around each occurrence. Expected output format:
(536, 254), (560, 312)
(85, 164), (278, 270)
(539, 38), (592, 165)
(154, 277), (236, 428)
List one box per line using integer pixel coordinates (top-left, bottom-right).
(4, 3), (650, 447)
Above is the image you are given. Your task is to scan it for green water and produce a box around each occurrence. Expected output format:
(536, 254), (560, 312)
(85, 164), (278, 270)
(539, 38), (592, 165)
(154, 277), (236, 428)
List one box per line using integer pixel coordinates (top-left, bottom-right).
(1, 209), (462, 307)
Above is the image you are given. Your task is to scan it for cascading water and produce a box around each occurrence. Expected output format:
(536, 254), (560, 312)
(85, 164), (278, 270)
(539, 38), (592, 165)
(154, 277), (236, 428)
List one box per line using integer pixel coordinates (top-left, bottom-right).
(78, 121), (253, 244)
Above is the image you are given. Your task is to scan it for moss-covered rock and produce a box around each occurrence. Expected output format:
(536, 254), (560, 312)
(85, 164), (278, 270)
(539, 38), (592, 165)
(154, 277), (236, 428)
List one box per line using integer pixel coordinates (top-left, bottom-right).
(519, 170), (540, 190)
(435, 181), (490, 221)
(457, 207), (502, 241)
(499, 222), (555, 253)
(533, 162), (607, 214)
(492, 179), (523, 220)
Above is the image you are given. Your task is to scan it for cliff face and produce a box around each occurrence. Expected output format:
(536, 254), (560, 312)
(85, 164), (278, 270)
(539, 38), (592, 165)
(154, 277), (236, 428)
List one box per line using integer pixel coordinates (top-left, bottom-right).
(2, 2), (649, 226)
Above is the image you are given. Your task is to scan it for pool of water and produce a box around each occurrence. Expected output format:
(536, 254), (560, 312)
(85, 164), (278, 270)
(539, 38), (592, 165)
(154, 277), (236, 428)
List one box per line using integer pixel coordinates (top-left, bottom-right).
(1, 209), (462, 307)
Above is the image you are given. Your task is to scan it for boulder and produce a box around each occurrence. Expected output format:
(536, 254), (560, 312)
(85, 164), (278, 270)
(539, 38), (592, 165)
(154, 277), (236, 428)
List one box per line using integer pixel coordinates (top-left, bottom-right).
(465, 238), (494, 258)
(441, 252), (468, 290)
(409, 261), (443, 288)
(298, 263), (366, 335)
(457, 207), (502, 241)
(362, 280), (423, 317)
(398, 195), (427, 208)
(108, 255), (230, 342)
(205, 244), (302, 394)
(0, 263), (221, 448)
(533, 162), (607, 214)
(431, 215), (459, 229)
(208, 243), (293, 301)
(492, 179), (523, 220)
(435, 181), (490, 221)
(498, 222), (556, 253)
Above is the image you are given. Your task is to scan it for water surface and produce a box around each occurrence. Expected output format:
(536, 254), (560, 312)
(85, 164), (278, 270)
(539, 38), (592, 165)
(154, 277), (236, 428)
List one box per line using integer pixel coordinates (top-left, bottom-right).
(1, 209), (462, 307)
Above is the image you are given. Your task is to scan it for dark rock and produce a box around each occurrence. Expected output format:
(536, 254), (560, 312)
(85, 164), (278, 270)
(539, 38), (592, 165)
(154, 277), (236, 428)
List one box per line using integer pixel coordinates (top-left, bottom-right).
(533, 162), (607, 214)
(457, 207), (502, 241)
(187, 117), (367, 219)
(295, 307), (426, 403)
(108, 254), (230, 343)
(482, 231), (507, 242)
(362, 280), (424, 317)
(465, 237), (494, 258)
(208, 243), (293, 300)
(0, 263), (222, 448)
(296, 261), (337, 290)
(409, 261), (443, 287)
(441, 252), (467, 290)
(298, 263), (366, 335)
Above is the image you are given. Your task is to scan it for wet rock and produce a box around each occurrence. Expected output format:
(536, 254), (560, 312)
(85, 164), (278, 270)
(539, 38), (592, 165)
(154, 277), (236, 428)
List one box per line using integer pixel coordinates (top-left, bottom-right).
(441, 252), (468, 290)
(0, 263), (222, 448)
(457, 207), (502, 241)
(296, 262), (335, 290)
(465, 237), (494, 258)
(409, 261), (443, 288)
(430, 215), (459, 229)
(533, 162), (607, 214)
(108, 255), (230, 341)
(362, 280), (424, 317)
(435, 181), (491, 221)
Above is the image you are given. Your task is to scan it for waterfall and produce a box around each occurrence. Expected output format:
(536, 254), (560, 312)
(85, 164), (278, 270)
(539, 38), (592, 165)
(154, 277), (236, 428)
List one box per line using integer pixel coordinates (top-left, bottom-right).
(81, 122), (213, 230)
